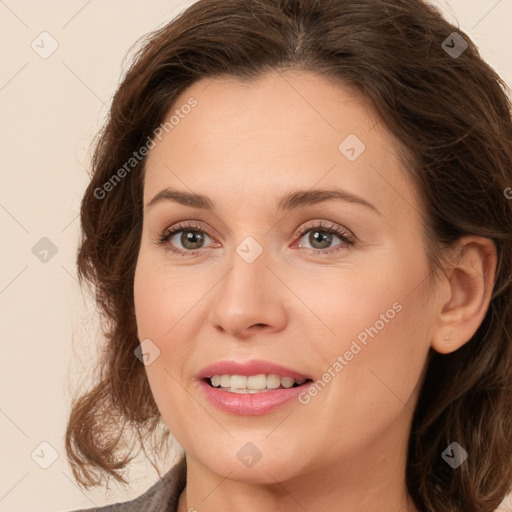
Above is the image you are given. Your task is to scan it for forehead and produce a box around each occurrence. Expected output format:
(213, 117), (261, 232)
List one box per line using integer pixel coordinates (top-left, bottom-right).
(143, 70), (419, 219)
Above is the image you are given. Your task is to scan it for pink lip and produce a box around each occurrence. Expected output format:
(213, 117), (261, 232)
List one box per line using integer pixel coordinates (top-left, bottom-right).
(196, 359), (311, 380)
(195, 359), (313, 416)
(197, 380), (313, 415)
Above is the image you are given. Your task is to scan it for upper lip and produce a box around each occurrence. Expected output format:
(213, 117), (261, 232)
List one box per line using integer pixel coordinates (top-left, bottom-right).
(196, 359), (312, 380)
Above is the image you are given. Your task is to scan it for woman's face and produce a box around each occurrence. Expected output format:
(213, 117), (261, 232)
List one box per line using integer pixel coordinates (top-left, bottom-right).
(134, 70), (439, 483)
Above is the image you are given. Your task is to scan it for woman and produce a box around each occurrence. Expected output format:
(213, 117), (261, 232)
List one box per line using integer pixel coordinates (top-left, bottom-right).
(66, 0), (512, 511)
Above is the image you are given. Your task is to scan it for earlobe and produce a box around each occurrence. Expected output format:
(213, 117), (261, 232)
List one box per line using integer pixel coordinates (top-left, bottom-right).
(431, 236), (497, 355)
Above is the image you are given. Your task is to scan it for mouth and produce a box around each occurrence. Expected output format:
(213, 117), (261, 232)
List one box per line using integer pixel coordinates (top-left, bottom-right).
(196, 359), (314, 414)
(204, 374), (314, 393)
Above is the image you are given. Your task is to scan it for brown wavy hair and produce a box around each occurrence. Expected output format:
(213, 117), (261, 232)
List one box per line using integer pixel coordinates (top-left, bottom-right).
(65, 0), (512, 510)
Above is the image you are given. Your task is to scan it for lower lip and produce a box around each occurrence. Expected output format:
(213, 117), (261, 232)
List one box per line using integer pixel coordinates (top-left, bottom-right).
(197, 379), (312, 415)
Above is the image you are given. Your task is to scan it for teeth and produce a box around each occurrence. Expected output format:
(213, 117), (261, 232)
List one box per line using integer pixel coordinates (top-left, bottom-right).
(281, 377), (294, 388)
(231, 375), (247, 389)
(247, 374), (267, 389)
(208, 374), (308, 392)
(266, 375), (281, 389)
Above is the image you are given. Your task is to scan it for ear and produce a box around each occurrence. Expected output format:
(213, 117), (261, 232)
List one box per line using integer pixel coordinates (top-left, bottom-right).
(431, 236), (497, 354)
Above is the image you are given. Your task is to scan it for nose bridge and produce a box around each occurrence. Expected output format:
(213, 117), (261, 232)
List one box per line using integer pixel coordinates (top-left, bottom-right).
(219, 236), (272, 311)
(208, 235), (287, 337)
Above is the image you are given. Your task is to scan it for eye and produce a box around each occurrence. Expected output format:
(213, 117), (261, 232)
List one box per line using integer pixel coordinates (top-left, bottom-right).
(292, 220), (355, 255)
(155, 219), (355, 257)
(156, 221), (216, 255)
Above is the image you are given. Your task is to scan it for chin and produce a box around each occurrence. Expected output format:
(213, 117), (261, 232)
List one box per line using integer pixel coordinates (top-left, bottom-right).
(193, 441), (309, 484)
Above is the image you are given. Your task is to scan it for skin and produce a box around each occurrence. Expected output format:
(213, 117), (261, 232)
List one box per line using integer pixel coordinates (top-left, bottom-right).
(133, 70), (496, 512)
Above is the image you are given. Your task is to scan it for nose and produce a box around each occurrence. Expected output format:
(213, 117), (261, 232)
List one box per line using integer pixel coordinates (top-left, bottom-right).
(207, 246), (287, 340)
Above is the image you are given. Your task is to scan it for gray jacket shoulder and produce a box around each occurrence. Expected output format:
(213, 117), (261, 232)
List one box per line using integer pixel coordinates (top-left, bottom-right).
(67, 457), (187, 512)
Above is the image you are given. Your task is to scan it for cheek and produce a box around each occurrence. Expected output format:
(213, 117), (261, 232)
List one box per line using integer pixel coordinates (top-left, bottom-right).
(329, 300), (432, 447)
(133, 276), (168, 338)
(134, 249), (173, 337)
(133, 255), (209, 432)
(133, 251), (207, 338)
(301, 249), (433, 432)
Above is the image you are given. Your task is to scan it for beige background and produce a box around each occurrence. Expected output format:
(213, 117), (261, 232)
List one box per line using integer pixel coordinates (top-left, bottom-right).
(0, 1), (511, 511)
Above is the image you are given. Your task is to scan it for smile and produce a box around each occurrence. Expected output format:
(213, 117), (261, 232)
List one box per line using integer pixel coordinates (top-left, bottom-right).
(207, 374), (309, 393)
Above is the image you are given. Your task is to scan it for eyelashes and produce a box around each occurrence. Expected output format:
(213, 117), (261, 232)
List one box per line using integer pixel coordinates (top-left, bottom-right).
(157, 221), (216, 255)
(155, 219), (356, 257)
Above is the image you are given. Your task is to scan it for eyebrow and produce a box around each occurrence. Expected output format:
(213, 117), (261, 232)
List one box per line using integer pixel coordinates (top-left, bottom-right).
(146, 187), (380, 215)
